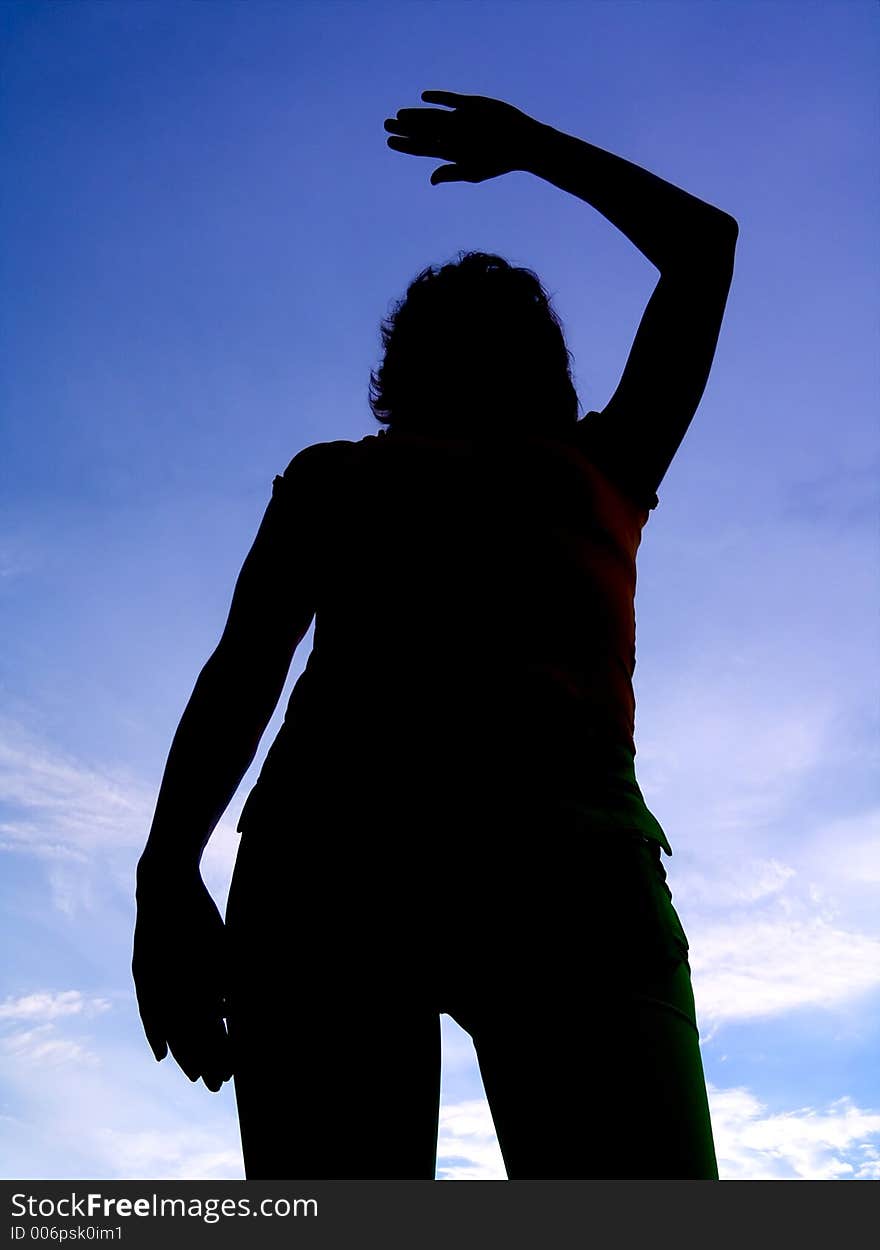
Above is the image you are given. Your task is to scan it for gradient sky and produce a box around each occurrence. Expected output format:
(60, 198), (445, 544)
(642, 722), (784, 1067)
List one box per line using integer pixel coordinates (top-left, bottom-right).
(1, 0), (878, 1180)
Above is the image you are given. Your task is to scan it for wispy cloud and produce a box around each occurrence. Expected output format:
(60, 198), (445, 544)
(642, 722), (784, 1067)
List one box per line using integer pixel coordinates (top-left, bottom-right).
(0, 716), (243, 912)
(0, 716), (150, 854)
(437, 1099), (507, 1180)
(692, 914), (880, 1027)
(638, 669), (839, 843)
(93, 1127), (242, 1181)
(1, 1025), (100, 1068)
(637, 510), (877, 853)
(0, 1005), (243, 1179)
(667, 835), (880, 1032)
(0, 976), (876, 1181)
(0, 838), (87, 862)
(709, 1086), (880, 1180)
(798, 808), (880, 890)
(2, 692), (879, 1181)
(0, 990), (110, 1021)
(0, 991), (112, 1073)
(435, 1085), (880, 1180)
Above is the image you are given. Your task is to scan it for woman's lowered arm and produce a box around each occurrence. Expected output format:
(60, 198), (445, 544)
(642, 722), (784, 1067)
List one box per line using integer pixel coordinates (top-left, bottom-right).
(132, 448), (325, 1085)
(136, 448), (322, 883)
(136, 637), (297, 881)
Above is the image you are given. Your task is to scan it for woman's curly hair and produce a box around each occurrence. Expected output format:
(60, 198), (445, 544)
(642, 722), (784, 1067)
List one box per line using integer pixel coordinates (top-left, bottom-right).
(369, 251), (581, 436)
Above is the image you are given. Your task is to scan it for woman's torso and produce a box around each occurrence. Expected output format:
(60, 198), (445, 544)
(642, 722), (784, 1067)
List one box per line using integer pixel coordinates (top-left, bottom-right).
(237, 420), (671, 854)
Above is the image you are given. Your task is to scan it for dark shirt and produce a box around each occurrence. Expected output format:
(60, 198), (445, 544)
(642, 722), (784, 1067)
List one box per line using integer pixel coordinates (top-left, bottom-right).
(236, 414), (672, 854)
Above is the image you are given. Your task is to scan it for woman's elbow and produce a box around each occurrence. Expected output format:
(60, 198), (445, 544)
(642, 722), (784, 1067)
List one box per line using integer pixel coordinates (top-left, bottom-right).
(715, 211), (739, 247)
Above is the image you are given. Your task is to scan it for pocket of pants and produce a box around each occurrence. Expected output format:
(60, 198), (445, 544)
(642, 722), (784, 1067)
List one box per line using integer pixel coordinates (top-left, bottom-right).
(641, 840), (691, 973)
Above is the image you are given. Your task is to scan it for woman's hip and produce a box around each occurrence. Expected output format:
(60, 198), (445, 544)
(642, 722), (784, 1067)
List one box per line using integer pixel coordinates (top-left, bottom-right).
(224, 815), (692, 1021)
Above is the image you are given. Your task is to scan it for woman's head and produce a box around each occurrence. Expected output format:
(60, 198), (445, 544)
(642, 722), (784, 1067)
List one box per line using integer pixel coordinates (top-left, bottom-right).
(369, 251), (580, 437)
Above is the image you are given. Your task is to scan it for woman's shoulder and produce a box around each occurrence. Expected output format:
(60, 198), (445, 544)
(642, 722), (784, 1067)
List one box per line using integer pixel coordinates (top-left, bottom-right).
(570, 412), (660, 516)
(278, 438), (360, 481)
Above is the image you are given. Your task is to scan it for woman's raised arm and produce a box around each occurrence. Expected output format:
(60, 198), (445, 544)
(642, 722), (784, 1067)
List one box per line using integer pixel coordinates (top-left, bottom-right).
(386, 90), (735, 264)
(385, 91), (738, 503)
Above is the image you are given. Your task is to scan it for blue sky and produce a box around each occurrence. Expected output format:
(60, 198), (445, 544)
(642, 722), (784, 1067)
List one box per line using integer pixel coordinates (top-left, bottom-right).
(1, 0), (878, 1179)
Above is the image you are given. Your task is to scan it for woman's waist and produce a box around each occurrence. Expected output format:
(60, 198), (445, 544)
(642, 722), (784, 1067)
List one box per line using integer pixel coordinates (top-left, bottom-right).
(237, 735), (670, 850)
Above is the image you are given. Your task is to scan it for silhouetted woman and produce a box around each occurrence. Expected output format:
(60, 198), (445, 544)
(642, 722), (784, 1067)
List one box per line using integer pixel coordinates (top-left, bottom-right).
(133, 91), (737, 1180)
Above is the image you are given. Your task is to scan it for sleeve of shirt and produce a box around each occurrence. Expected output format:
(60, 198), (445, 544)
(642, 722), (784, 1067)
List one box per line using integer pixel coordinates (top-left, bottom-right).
(220, 442), (336, 656)
(264, 440), (339, 588)
(573, 411), (660, 515)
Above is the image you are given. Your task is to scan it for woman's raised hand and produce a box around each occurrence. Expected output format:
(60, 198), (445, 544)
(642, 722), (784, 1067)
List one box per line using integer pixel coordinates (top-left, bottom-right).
(384, 90), (545, 185)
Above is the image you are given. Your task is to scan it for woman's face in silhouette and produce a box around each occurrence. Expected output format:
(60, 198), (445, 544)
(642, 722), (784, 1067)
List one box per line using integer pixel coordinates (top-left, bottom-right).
(371, 253), (579, 435)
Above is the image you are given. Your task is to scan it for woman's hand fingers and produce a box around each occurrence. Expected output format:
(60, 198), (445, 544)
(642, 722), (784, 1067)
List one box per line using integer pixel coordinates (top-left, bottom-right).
(385, 135), (447, 160)
(132, 941), (170, 1061)
(384, 107), (455, 130)
(420, 89), (476, 108)
(163, 978), (233, 1088)
(137, 988), (233, 1089)
(167, 1009), (233, 1090)
(139, 1002), (169, 1063)
(201, 1016), (234, 1091)
(385, 90), (540, 185)
(431, 164), (469, 186)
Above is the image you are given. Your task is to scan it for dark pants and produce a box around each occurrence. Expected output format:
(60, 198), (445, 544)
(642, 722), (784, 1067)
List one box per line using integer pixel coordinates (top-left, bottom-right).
(224, 797), (718, 1180)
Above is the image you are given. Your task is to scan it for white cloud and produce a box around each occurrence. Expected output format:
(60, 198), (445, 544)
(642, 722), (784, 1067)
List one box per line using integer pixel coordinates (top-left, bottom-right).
(1, 1025), (98, 1068)
(636, 512), (876, 857)
(0, 1016), (243, 1180)
(1, 675), (878, 1182)
(0, 716), (150, 853)
(0, 990), (110, 1021)
(440, 1014), (486, 1074)
(709, 1085), (880, 1180)
(435, 1084), (880, 1181)
(799, 808), (880, 887)
(672, 855), (797, 909)
(0, 837), (87, 861)
(691, 914), (880, 1027)
(0, 979), (876, 1183)
(0, 992), (112, 1072)
(0, 716), (243, 914)
(94, 1127), (242, 1181)
(637, 676), (835, 843)
(436, 1099), (506, 1180)
(652, 842), (880, 1034)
